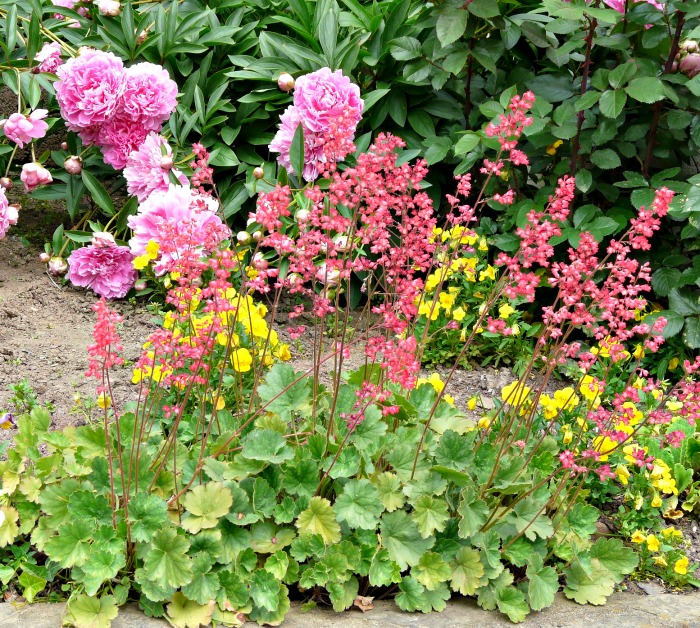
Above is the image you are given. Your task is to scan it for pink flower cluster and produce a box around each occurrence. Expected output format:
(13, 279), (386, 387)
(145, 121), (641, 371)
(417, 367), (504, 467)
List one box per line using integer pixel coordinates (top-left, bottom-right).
(127, 185), (229, 275)
(67, 232), (137, 299)
(270, 67), (364, 181)
(3, 109), (49, 149)
(55, 49), (177, 169)
(0, 188), (18, 240)
(85, 298), (124, 390)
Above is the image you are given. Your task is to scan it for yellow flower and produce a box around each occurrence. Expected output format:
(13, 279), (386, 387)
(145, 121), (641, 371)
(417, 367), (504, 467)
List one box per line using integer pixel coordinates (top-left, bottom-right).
(632, 344), (645, 360)
(674, 556), (689, 575)
(654, 555), (668, 567)
(646, 535), (660, 552)
(145, 240), (160, 258)
(498, 303), (515, 319)
(275, 344), (292, 361)
(616, 464), (630, 486)
(546, 139), (563, 156)
(444, 394), (455, 405)
(651, 493), (663, 508)
(592, 435), (618, 461)
(133, 254), (151, 270)
(562, 425), (573, 445)
(97, 392), (111, 410)
(501, 381), (531, 407)
(510, 323), (521, 335)
(665, 400), (683, 412)
(425, 268), (448, 292)
(418, 301), (441, 321)
(452, 307), (466, 322)
(554, 387), (580, 411)
(539, 394), (560, 420)
(478, 237), (488, 252)
(669, 357), (680, 371)
(467, 396), (478, 411)
(231, 348), (253, 373)
(416, 373), (445, 394)
(579, 375), (602, 403)
(631, 530), (646, 544)
(661, 527), (683, 539)
(478, 417), (491, 429)
(479, 265), (496, 282)
(438, 291), (455, 312)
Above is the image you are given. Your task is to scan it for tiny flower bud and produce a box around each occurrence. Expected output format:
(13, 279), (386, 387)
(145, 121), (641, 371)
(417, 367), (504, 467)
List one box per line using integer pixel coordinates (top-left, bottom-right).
(98, 0), (121, 16)
(134, 281), (147, 291)
(60, 142), (68, 151)
(333, 234), (350, 253)
(0, 177), (12, 190)
(236, 231), (251, 244)
(39, 252), (51, 263)
(48, 256), (68, 275)
(271, 537), (277, 545)
(277, 73), (295, 92)
(159, 156), (173, 170)
(253, 166), (265, 180)
(136, 31), (148, 45)
(296, 209), (310, 223)
(252, 230), (262, 241)
(237, 512), (244, 520)
(64, 155), (83, 175)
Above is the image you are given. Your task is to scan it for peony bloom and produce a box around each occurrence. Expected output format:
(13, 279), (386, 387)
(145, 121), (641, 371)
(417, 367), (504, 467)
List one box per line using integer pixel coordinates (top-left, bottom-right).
(269, 106), (327, 181)
(123, 132), (188, 201)
(0, 188), (18, 240)
(3, 110), (49, 148)
(270, 68), (363, 181)
(55, 49), (125, 130)
(293, 67), (363, 133)
(67, 243), (137, 299)
(21, 162), (53, 192)
(52, 0), (76, 8)
(98, 111), (149, 169)
(127, 184), (226, 275)
(34, 42), (63, 74)
(120, 63), (178, 131)
(97, 0), (121, 16)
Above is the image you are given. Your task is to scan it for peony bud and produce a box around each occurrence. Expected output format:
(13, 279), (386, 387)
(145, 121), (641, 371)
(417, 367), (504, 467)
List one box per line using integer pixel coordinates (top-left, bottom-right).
(98, 0), (121, 16)
(136, 31), (148, 45)
(48, 256), (68, 275)
(252, 230), (262, 241)
(246, 217), (256, 227)
(277, 73), (295, 92)
(671, 61), (679, 72)
(64, 155), (83, 175)
(159, 156), (173, 171)
(0, 177), (12, 190)
(39, 252), (51, 263)
(253, 166), (265, 180)
(316, 263), (340, 287)
(295, 209), (310, 224)
(21, 162), (52, 192)
(680, 53), (700, 79)
(252, 252), (268, 270)
(91, 231), (116, 248)
(236, 231), (251, 244)
(60, 142), (68, 151)
(681, 39), (699, 54)
(333, 234), (350, 253)
(134, 281), (147, 291)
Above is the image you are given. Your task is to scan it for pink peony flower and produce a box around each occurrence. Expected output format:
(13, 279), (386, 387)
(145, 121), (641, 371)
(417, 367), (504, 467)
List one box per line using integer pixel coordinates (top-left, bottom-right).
(269, 106), (327, 181)
(67, 243), (137, 299)
(3, 110), (49, 149)
(34, 42), (63, 74)
(21, 162), (53, 192)
(293, 67), (363, 134)
(55, 49), (125, 131)
(124, 132), (188, 201)
(52, 0), (76, 8)
(0, 188), (18, 240)
(120, 63), (178, 131)
(127, 185), (226, 275)
(98, 111), (150, 169)
(602, 0), (663, 10)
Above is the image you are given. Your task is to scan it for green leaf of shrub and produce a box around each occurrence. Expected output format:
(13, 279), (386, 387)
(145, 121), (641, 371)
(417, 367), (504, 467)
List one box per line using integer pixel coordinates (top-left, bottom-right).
(625, 77), (665, 103)
(44, 520), (93, 568)
(411, 495), (449, 538)
(327, 576), (359, 611)
(296, 497), (341, 545)
(181, 482), (233, 533)
(590, 149), (621, 170)
(250, 569), (282, 612)
(257, 364), (312, 422)
(395, 576), (428, 612)
(368, 548), (402, 587)
(598, 90), (626, 118)
(457, 486), (488, 538)
(18, 569), (46, 603)
(289, 123), (305, 180)
(436, 7), (467, 47)
(334, 479), (384, 530)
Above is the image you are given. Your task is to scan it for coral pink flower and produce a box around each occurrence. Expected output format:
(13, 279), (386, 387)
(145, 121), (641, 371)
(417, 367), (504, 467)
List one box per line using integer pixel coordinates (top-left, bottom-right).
(55, 49), (125, 130)
(120, 63), (178, 131)
(21, 162), (52, 192)
(34, 42), (63, 74)
(124, 133), (188, 201)
(0, 188), (18, 240)
(293, 67), (363, 134)
(127, 185), (227, 275)
(67, 242), (137, 299)
(3, 110), (49, 148)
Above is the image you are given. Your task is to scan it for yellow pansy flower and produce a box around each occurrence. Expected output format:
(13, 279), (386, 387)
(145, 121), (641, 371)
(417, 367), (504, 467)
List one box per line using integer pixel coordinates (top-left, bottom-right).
(452, 307), (466, 322)
(501, 381), (531, 407)
(275, 344), (292, 361)
(616, 464), (630, 485)
(546, 139), (564, 156)
(479, 265), (496, 282)
(631, 530), (646, 544)
(669, 357), (680, 371)
(467, 396), (478, 411)
(498, 303), (515, 319)
(654, 555), (668, 567)
(579, 375), (602, 403)
(97, 392), (111, 409)
(674, 557), (689, 575)
(554, 387), (580, 410)
(651, 493), (663, 508)
(646, 535), (660, 552)
(231, 348), (253, 373)
(592, 435), (618, 461)
(562, 425), (573, 445)
(416, 373), (445, 394)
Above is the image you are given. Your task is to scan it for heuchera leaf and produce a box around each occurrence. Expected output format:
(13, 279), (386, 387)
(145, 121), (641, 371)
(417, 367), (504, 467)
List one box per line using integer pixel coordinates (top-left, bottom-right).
(380, 511), (435, 571)
(411, 552), (451, 591)
(526, 554), (558, 611)
(64, 594), (119, 628)
(128, 493), (170, 543)
(141, 528), (193, 589)
(295, 497), (341, 545)
(450, 547), (485, 596)
(181, 482), (233, 533)
(334, 479), (385, 530)
(166, 592), (216, 628)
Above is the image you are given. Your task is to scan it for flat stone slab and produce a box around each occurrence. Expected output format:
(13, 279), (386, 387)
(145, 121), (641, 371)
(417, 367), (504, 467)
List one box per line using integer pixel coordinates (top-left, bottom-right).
(2, 591), (700, 627)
